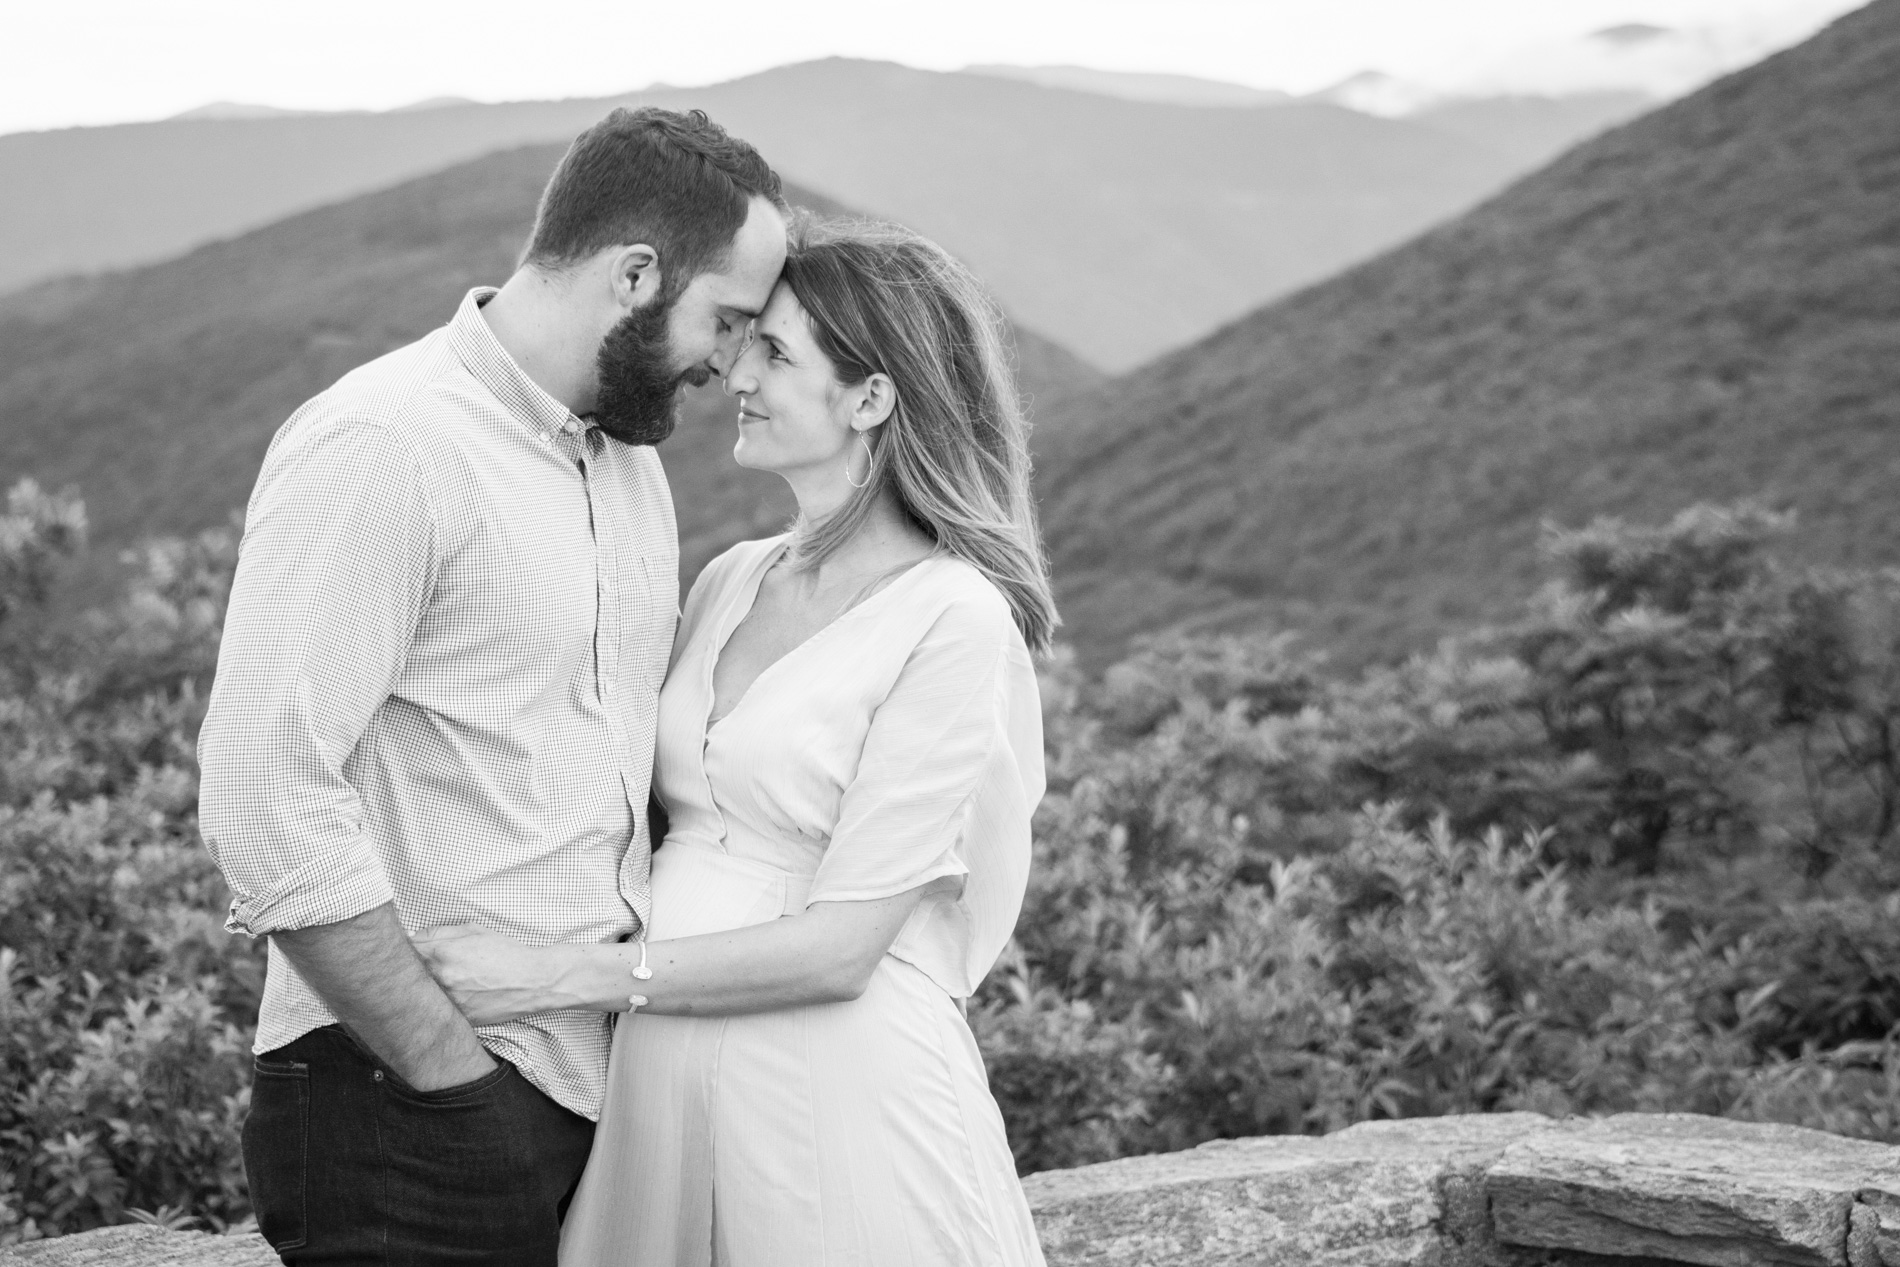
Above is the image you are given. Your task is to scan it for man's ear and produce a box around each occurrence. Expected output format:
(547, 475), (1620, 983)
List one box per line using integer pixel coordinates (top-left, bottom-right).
(608, 243), (663, 310)
(853, 373), (898, 431)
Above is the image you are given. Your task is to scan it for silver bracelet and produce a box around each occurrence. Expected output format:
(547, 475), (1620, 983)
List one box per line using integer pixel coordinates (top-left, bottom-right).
(623, 938), (652, 1013)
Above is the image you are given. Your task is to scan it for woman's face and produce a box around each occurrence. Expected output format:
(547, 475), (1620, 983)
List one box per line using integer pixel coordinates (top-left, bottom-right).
(723, 282), (873, 488)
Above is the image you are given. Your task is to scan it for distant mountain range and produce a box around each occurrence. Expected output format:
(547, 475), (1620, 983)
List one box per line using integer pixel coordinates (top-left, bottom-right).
(964, 64), (1652, 169)
(6, 6), (1888, 670)
(168, 96), (485, 121)
(964, 65), (1293, 107)
(1442, 11), (1859, 99)
(970, 9), (1853, 119)
(168, 102), (325, 121)
(0, 59), (1644, 371)
(1307, 11), (1858, 112)
(0, 151), (1098, 604)
(1035, 0), (1900, 665)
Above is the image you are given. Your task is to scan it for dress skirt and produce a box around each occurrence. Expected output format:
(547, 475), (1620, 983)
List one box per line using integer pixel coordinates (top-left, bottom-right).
(558, 843), (1047, 1267)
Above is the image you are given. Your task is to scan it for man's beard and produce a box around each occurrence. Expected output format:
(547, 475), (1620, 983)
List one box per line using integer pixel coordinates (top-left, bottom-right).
(589, 296), (712, 446)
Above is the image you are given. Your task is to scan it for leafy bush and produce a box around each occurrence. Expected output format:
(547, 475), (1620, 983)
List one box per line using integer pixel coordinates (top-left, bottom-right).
(0, 487), (256, 1243)
(4, 480), (1899, 1236)
(977, 503), (1900, 1171)
(1719, 899), (1900, 1056)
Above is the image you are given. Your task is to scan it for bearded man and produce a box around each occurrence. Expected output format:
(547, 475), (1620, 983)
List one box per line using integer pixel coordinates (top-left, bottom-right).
(197, 107), (788, 1264)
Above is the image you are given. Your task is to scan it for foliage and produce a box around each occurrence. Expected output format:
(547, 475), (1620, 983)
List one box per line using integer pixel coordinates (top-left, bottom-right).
(974, 503), (1900, 1171)
(5, 481), (1900, 1237)
(0, 481), (87, 628)
(0, 487), (255, 1243)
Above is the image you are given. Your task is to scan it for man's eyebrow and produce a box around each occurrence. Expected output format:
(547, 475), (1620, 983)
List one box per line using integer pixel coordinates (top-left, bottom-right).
(723, 303), (764, 320)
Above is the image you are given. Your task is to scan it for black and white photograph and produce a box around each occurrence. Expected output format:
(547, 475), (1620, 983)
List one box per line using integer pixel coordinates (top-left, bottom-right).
(2, 0), (1898, 1262)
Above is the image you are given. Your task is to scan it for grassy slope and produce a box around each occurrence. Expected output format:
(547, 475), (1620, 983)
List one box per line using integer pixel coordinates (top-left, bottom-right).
(1037, 0), (1900, 667)
(0, 144), (1100, 602)
(0, 60), (1558, 371)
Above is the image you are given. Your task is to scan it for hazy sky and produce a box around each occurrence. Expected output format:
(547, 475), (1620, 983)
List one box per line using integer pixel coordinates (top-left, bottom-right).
(2, 0), (1866, 136)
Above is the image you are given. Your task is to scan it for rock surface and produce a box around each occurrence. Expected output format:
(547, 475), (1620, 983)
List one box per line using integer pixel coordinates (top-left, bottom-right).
(1024, 1113), (1554, 1265)
(0, 1227), (272, 1266)
(9, 1113), (1900, 1266)
(1019, 1112), (1900, 1267)
(1487, 1115), (1900, 1267)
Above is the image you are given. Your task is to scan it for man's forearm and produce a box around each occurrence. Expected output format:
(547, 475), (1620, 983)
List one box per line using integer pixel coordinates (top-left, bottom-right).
(272, 902), (496, 1091)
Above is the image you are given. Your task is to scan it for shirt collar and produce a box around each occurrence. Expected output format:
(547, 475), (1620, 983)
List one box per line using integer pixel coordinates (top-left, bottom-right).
(447, 287), (590, 441)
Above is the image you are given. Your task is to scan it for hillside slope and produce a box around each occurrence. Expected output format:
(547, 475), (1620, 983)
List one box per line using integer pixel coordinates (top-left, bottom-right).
(1408, 92), (1652, 167)
(1037, 0), (1900, 666)
(2, 60), (1558, 370)
(0, 144), (1099, 600)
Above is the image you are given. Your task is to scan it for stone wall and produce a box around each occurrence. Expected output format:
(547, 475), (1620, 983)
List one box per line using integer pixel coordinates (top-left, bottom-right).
(6, 1113), (1899, 1266)
(1024, 1113), (1900, 1267)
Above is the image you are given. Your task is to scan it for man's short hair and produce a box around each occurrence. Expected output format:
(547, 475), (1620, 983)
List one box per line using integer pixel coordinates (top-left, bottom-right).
(523, 107), (785, 296)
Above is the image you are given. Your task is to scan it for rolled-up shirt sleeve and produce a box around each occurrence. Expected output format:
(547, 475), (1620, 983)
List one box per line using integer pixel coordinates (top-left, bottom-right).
(198, 416), (437, 937)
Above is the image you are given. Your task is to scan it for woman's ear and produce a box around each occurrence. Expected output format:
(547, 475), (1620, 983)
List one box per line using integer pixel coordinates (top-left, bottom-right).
(853, 373), (898, 432)
(609, 243), (663, 310)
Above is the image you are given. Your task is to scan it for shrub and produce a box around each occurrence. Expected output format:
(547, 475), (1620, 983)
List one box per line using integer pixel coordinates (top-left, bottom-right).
(0, 486), (256, 1243)
(1718, 898), (1900, 1056)
(5, 477), (1899, 1234)
(978, 503), (1900, 1171)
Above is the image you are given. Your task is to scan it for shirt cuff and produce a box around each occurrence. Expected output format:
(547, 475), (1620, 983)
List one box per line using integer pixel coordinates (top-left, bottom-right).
(223, 854), (396, 938)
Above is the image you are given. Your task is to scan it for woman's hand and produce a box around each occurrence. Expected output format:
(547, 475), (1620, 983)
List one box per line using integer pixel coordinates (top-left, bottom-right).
(411, 923), (566, 1027)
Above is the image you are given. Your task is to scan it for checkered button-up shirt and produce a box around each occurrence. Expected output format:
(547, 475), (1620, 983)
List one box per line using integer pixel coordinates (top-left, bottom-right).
(198, 287), (675, 1120)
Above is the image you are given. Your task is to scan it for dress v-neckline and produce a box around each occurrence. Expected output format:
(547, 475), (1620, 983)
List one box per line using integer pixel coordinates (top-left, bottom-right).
(702, 540), (936, 736)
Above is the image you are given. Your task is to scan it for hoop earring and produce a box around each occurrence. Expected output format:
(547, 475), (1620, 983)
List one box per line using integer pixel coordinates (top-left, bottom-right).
(844, 432), (874, 490)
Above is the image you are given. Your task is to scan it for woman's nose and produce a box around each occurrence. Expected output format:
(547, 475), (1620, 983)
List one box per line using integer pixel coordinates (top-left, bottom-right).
(722, 353), (759, 397)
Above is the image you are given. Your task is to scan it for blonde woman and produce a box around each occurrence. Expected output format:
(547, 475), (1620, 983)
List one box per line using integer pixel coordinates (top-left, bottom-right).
(418, 223), (1056, 1266)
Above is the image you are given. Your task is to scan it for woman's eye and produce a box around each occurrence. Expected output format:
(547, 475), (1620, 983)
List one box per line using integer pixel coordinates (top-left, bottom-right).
(769, 347), (790, 363)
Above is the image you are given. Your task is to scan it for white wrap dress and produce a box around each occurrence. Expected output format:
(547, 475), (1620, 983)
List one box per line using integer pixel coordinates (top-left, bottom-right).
(558, 535), (1048, 1267)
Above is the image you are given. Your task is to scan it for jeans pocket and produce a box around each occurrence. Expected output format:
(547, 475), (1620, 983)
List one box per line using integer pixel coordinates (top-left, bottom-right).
(243, 1056), (309, 1251)
(384, 1056), (514, 1107)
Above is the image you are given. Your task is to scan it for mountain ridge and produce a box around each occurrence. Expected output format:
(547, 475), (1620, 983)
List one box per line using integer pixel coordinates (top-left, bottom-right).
(962, 65), (1293, 107)
(1036, 0), (1900, 666)
(0, 145), (1099, 604)
(1, 58), (1622, 370)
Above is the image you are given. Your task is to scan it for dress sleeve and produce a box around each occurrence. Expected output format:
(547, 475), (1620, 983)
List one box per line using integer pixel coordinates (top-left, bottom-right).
(804, 591), (1018, 906)
(197, 416), (436, 937)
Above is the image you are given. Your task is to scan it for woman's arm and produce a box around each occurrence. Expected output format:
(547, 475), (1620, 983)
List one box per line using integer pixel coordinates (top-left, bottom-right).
(414, 883), (934, 1027)
(421, 587), (1021, 1027)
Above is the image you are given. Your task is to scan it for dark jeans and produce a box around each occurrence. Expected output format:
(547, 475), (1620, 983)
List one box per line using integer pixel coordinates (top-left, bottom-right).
(243, 1025), (595, 1266)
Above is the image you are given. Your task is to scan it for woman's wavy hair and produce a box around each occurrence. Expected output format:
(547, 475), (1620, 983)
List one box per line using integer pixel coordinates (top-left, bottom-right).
(780, 220), (1058, 654)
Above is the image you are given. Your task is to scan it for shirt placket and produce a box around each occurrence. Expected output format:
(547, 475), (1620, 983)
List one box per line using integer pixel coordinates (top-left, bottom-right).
(562, 426), (653, 930)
